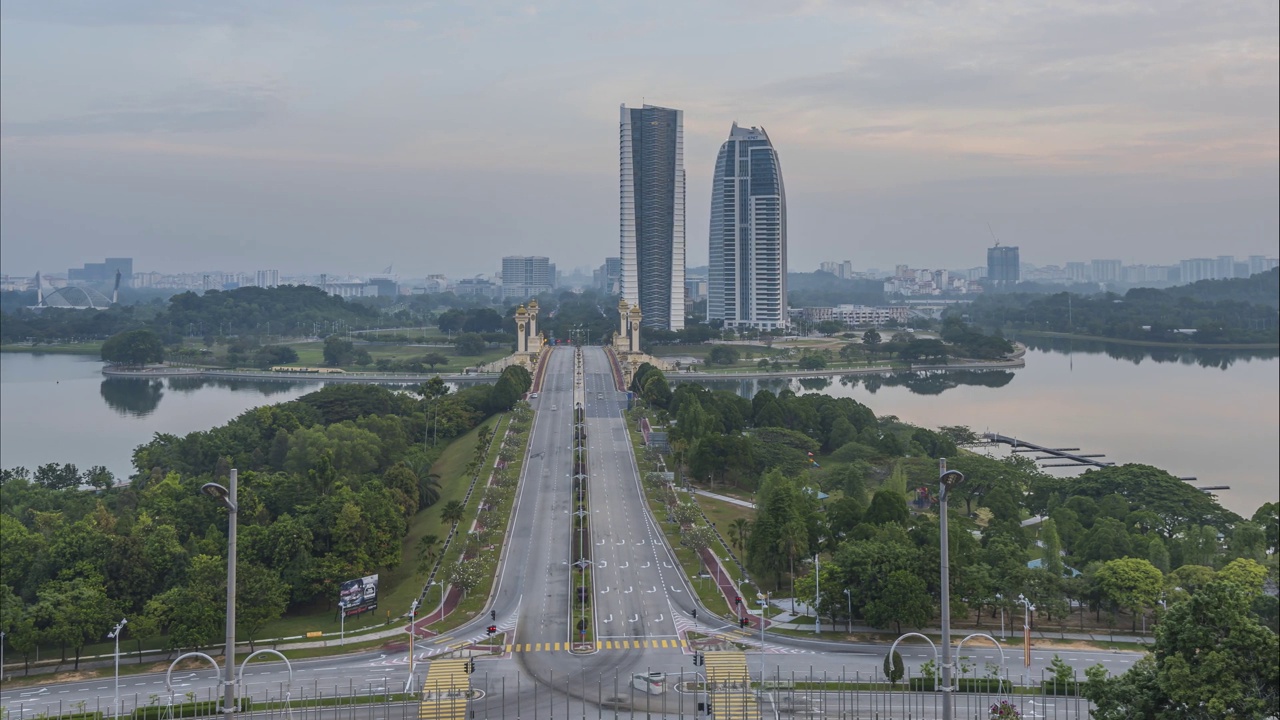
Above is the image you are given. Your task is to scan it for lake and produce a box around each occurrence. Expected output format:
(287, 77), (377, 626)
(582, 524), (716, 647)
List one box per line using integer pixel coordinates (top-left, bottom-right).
(2, 341), (1276, 516)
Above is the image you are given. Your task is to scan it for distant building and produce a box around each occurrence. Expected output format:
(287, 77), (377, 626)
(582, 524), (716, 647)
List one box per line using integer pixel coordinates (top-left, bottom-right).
(986, 246), (1019, 286)
(595, 257), (621, 295)
(368, 276), (399, 297)
(1247, 256), (1279, 275)
(620, 103), (685, 330)
(255, 269), (280, 288)
(501, 256), (553, 300)
(802, 305), (911, 328)
(1216, 255), (1237, 280)
(1091, 259), (1122, 284)
(455, 277), (500, 299)
(1065, 262), (1090, 282)
(69, 257), (132, 287)
(1180, 258), (1216, 283)
(707, 122), (788, 331)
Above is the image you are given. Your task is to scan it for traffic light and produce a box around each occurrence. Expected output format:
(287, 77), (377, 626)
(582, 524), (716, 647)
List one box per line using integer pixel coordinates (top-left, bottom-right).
(692, 652), (702, 666)
(490, 610), (497, 621)
(467, 658), (476, 674)
(740, 617), (748, 628)
(486, 625), (497, 635)
(691, 608), (697, 620)
(734, 596), (741, 606)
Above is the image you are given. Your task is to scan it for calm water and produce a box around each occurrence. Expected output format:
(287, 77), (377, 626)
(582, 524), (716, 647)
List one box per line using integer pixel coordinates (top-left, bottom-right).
(696, 340), (1279, 517)
(2, 343), (1277, 516)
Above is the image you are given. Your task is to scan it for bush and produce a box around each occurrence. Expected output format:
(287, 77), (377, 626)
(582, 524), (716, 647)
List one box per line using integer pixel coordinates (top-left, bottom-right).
(1040, 680), (1083, 696)
(131, 699), (253, 720)
(908, 678), (1012, 693)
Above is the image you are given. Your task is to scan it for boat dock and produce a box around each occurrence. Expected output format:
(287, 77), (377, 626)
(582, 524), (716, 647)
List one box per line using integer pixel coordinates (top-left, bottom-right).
(980, 432), (1227, 492)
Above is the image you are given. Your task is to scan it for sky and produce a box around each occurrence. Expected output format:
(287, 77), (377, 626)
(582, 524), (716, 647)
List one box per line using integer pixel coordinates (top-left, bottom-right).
(1, 0), (1277, 279)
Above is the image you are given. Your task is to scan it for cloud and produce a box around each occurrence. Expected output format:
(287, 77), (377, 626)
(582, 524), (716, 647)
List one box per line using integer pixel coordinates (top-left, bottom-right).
(2, 83), (285, 137)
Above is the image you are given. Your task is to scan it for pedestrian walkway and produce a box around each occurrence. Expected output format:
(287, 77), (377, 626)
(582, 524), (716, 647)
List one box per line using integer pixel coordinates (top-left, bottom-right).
(704, 651), (760, 720)
(691, 488), (754, 509)
(418, 659), (469, 720)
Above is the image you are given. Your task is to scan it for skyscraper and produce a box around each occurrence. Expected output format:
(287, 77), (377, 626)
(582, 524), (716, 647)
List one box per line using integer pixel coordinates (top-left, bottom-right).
(707, 123), (788, 331)
(620, 104), (685, 330)
(987, 245), (1020, 286)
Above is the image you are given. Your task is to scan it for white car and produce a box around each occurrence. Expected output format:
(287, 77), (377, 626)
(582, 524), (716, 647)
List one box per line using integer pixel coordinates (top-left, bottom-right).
(530, 392), (539, 399)
(551, 405), (558, 411)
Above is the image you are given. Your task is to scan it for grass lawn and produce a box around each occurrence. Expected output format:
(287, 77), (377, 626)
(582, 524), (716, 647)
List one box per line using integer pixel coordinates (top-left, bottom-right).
(1, 342), (103, 355)
(279, 341), (511, 372)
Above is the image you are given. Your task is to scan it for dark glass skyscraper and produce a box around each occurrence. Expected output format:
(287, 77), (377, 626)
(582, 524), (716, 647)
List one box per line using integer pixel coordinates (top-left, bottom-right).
(707, 123), (787, 330)
(987, 245), (1020, 286)
(620, 104), (685, 331)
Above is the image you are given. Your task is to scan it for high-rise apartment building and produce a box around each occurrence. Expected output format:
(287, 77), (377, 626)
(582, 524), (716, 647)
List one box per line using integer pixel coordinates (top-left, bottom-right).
(707, 123), (788, 331)
(501, 256), (553, 300)
(1091, 259), (1122, 284)
(595, 257), (621, 295)
(986, 245), (1020, 286)
(619, 104), (685, 330)
(255, 270), (280, 288)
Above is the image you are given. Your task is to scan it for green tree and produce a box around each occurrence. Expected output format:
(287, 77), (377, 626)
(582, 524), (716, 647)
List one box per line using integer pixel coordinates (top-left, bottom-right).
(453, 333), (486, 356)
(420, 352), (449, 370)
(34, 576), (117, 668)
(727, 517), (751, 555)
(322, 335), (355, 366)
(883, 650), (905, 686)
(236, 563), (289, 650)
(1095, 557), (1163, 631)
(1041, 518), (1064, 578)
(1217, 557), (1267, 597)
(1145, 535), (1170, 573)
(797, 354), (827, 370)
(1087, 580), (1279, 719)
(101, 329), (165, 368)
(708, 345), (740, 366)
(861, 329), (882, 357)
(864, 489), (909, 526)
(864, 570), (931, 634)
(440, 500), (466, 528)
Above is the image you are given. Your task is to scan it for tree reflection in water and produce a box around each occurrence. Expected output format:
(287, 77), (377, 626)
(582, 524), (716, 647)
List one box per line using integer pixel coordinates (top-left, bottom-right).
(1016, 335), (1278, 370)
(99, 377), (164, 417)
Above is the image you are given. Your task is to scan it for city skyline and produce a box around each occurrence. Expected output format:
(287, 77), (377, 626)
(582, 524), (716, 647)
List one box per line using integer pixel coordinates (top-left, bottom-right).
(1, 2), (1276, 278)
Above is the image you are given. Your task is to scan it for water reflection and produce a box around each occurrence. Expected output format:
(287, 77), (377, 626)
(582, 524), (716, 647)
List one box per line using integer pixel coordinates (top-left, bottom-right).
(167, 376), (319, 396)
(100, 377), (164, 417)
(692, 369), (1016, 398)
(1015, 335), (1278, 370)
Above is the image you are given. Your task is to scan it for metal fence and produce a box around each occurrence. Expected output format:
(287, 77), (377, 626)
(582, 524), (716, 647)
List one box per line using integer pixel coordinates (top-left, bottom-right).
(5, 666), (1095, 720)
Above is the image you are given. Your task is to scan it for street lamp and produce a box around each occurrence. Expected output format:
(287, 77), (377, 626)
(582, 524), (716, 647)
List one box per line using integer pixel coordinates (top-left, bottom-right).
(200, 469), (238, 717)
(108, 618), (127, 718)
(938, 460), (965, 720)
(755, 591), (770, 679)
(406, 599), (420, 692)
(1017, 594), (1036, 667)
(843, 589), (852, 633)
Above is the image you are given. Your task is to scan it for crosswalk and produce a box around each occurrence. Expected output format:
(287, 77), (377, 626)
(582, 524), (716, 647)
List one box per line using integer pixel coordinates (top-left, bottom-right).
(704, 651), (761, 720)
(417, 659), (469, 720)
(505, 638), (688, 653)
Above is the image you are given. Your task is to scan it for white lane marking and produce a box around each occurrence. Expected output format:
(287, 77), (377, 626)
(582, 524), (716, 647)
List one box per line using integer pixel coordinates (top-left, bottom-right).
(629, 614), (639, 623)
(625, 586), (634, 593)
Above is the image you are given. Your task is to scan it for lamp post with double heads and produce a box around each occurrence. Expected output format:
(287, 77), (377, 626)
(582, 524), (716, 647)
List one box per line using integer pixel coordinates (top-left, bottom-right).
(108, 618), (127, 717)
(201, 469), (238, 717)
(938, 459), (965, 720)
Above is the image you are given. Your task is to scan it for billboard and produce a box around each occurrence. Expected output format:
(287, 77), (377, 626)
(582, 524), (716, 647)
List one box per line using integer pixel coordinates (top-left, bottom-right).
(338, 574), (379, 617)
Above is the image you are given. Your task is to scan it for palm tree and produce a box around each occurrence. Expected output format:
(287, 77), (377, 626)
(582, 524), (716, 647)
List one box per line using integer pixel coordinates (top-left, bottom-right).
(441, 500), (466, 529)
(728, 518), (751, 555)
(415, 534), (442, 573)
(419, 472), (442, 509)
(778, 519), (809, 612)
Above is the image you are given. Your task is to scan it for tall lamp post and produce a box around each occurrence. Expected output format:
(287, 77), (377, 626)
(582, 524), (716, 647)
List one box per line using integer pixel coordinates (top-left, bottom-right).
(108, 618), (127, 718)
(843, 589), (852, 633)
(1017, 594), (1036, 668)
(201, 469), (238, 717)
(407, 599), (419, 689)
(938, 460), (965, 720)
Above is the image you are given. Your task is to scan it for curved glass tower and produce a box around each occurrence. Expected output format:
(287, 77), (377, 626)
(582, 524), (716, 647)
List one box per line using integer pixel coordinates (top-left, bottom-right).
(620, 104), (685, 331)
(707, 123), (787, 331)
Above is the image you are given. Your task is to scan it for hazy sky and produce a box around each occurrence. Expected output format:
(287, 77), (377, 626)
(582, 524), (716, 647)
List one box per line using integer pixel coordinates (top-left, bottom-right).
(2, 0), (1277, 278)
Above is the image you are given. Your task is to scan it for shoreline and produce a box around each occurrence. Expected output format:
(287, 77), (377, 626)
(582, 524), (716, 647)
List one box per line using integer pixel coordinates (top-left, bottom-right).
(100, 365), (493, 384)
(1010, 330), (1279, 350)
